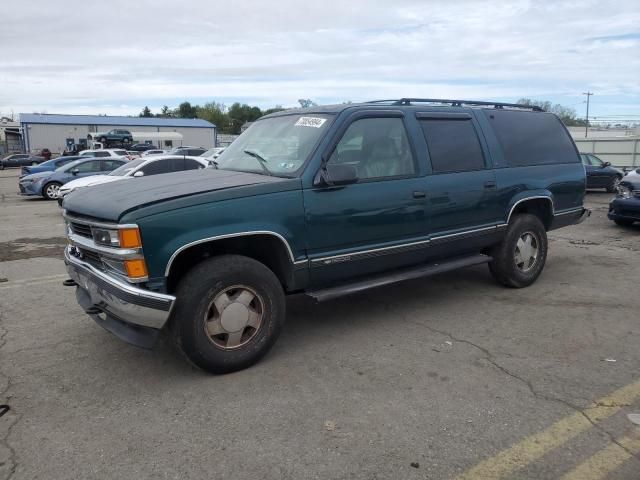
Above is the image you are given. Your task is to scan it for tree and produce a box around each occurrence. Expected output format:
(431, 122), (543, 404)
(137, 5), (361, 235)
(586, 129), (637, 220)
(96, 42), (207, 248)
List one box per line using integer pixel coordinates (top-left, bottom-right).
(159, 105), (171, 118)
(227, 103), (263, 134)
(139, 106), (152, 117)
(298, 99), (317, 108)
(517, 98), (587, 127)
(262, 106), (286, 116)
(196, 102), (229, 131)
(177, 101), (198, 119)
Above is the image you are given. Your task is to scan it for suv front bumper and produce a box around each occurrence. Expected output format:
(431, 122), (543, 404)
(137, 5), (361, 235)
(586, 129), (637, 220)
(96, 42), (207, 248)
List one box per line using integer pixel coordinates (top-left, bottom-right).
(64, 246), (175, 347)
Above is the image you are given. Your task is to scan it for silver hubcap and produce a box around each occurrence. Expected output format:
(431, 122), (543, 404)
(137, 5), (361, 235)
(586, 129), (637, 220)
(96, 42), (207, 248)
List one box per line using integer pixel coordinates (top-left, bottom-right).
(514, 231), (539, 272)
(46, 184), (59, 198)
(204, 285), (264, 350)
(613, 177), (621, 190)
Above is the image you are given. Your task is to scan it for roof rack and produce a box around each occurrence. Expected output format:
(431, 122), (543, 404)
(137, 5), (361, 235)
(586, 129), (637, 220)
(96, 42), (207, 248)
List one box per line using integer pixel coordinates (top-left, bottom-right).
(365, 98), (544, 112)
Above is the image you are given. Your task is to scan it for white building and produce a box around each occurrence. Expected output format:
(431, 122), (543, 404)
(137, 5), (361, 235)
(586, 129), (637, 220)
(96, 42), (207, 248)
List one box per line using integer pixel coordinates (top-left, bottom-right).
(19, 113), (216, 153)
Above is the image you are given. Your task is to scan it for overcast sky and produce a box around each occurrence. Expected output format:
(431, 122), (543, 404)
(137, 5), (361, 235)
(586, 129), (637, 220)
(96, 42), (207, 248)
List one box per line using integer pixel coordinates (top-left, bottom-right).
(1, 0), (638, 121)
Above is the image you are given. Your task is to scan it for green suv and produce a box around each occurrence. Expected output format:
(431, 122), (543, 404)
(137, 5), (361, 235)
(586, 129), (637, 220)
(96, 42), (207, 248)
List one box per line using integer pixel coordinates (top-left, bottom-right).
(63, 98), (589, 374)
(92, 129), (133, 144)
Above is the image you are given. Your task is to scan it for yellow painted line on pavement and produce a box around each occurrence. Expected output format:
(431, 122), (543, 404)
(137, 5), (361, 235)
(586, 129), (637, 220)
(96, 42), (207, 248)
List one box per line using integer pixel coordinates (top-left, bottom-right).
(0, 274), (68, 289)
(455, 380), (640, 480)
(560, 433), (640, 480)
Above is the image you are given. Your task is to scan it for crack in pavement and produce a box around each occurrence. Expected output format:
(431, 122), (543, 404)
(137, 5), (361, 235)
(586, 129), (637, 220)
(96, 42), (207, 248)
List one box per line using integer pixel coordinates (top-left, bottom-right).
(0, 305), (20, 480)
(378, 301), (640, 462)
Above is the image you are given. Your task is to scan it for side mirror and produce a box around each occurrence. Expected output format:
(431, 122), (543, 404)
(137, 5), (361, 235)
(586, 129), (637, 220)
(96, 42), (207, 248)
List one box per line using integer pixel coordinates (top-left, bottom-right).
(314, 164), (358, 187)
(603, 162), (611, 167)
(71, 168), (79, 175)
(133, 171), (144, 177)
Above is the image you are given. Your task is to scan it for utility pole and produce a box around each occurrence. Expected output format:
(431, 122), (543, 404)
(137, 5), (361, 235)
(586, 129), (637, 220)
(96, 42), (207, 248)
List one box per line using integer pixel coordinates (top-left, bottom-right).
(583, 91), (593, 138)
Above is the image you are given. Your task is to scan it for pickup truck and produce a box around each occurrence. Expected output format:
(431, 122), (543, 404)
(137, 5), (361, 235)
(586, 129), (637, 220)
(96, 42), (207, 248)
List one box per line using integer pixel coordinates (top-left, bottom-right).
(63, 98), (589, 374)
(91, 129), (133, 144)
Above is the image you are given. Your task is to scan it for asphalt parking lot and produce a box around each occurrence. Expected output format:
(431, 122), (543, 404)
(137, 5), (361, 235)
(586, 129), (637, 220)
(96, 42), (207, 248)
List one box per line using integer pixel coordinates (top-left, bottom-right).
(0, 167), (639, 480)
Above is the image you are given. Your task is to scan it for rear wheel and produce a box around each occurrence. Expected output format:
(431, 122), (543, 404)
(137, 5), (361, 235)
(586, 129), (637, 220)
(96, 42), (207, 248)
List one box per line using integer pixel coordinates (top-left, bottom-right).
(171, 255), (285, 374)
(42, 181), (62, 200)
(489, 214), (548, 288)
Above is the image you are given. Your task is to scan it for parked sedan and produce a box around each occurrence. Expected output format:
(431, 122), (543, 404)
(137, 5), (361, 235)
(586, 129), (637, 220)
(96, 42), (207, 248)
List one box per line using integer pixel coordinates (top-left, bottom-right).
(58, 155), (209, 204)
(128, 143), (157, 152)
(608, 178), (640, 226)
(19, 158), (126, 200)
(580, 154), (624, 192)
(1, 154), (46, 170)
(20, 155), (83, 177)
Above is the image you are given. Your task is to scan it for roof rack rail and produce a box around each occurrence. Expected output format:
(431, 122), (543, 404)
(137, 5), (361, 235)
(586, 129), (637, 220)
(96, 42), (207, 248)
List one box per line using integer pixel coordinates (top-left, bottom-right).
(365, 98), (544, 112)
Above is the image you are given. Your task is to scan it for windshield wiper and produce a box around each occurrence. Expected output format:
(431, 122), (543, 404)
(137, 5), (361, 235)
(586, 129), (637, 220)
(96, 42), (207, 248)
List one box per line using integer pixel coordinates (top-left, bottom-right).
(243, 149), (272, 176)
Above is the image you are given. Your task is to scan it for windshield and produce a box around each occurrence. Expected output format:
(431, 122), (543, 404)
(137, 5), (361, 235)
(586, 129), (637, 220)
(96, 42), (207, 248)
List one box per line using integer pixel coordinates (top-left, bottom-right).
(108, 158), (145, 176)
(216, 114), (333, 176)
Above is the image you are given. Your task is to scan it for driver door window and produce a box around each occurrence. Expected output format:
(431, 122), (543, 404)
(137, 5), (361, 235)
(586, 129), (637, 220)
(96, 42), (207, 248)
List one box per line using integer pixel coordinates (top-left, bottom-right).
(73, 160), (103, 173)
(327, 117), (416, 180)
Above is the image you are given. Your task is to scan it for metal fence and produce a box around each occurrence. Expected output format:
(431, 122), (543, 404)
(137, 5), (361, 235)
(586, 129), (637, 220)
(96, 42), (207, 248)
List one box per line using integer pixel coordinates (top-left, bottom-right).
(574, 138), (640, 169)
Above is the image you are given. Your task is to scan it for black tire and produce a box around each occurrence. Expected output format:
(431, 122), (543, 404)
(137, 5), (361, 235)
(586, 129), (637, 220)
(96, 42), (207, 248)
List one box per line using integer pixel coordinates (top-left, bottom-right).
(31, 161), (38, 166)
(171, 254), (285, 374)
(99, 136), (107, 143)
(0, 163), (4, 170)
(42, 181), (62, 200)
(123, 137), (131, 143)
(606, 176), (622, 193)
(613, 218), (634, 227)
(488, 214), (548, 288)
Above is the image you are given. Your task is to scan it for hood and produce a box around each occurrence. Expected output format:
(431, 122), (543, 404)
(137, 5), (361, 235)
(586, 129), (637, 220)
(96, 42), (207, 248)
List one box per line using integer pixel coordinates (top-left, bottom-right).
(63, 168), (289, 221)
(19, 171), (53, 182)
(60, 175), (118, 191)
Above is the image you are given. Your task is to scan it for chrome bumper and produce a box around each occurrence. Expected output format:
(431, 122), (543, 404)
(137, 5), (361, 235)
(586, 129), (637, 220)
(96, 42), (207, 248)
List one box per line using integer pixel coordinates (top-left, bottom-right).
(64, 246), (175, 330)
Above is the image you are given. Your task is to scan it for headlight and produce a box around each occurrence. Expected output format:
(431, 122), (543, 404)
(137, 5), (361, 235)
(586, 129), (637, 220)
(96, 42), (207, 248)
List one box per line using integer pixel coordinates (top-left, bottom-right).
(617, 185), (633, 198)
(92, 228), (120, 247)
(20, 179), (33, 185)
(91, 226), (142, 249)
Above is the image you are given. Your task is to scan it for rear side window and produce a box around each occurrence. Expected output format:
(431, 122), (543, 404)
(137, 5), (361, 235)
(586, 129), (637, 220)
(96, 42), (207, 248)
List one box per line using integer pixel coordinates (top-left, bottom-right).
(484, 110), (578, 166)
(140, 159), (169, 176)
(420, 119), (485, 173)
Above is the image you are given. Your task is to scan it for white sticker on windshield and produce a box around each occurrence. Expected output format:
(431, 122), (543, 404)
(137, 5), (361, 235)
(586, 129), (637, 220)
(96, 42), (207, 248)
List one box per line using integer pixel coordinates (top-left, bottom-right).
(295, 117), (327, 128)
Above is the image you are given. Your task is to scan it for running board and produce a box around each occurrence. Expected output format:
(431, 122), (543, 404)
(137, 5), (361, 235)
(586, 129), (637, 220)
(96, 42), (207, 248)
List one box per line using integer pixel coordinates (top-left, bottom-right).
(307, 254), (492, 302)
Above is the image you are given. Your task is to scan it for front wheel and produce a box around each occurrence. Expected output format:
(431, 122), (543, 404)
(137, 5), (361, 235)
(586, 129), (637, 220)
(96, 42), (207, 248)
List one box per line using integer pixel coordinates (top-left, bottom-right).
(489, 214), (548, 288)
(42, 181), (62, 200)
(614, 218), (634, 227)
(171, 255), (285, 374)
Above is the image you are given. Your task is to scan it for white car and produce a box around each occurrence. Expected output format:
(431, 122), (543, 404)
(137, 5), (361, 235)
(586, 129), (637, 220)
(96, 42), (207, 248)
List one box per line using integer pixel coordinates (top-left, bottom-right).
(141, 149), (166, 156)
(201, 147), (226, 160)
(57, 155), (210, 204)
(78, 148), (130, 159)
(624, 168), (640, 180)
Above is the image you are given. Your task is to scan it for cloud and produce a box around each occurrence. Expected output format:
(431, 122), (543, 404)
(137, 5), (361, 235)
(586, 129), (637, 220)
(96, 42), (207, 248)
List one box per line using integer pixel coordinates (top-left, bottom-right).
(0, 0), (638, 116)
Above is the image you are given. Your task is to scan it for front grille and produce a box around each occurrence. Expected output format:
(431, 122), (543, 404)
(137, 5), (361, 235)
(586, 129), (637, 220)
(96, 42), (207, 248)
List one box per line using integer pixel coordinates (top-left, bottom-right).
(70, 222), (93, 238)
(78, 248), (103, 268)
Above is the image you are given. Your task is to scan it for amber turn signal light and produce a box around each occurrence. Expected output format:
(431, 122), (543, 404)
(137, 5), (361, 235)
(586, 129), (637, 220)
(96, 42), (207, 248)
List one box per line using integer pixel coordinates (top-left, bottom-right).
(119, 228), (142, 249)
(124, 259), (148, 278)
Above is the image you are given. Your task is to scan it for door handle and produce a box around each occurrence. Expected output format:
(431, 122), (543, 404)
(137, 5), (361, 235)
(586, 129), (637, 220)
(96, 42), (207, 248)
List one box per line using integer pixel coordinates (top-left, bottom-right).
(484, 180), (496, 189)
(413, 191), (426, 198)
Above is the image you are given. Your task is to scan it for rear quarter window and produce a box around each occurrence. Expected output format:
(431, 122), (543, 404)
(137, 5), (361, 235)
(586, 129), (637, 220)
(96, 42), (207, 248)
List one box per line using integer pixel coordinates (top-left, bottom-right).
(484, 110), (578, 166)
